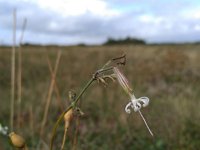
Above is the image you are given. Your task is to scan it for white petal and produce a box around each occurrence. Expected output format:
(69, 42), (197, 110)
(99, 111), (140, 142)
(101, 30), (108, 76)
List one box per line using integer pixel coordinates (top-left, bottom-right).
(139, 97), (149, 107)
(125, 102), (132, 114)
(134, 102), (142, 112)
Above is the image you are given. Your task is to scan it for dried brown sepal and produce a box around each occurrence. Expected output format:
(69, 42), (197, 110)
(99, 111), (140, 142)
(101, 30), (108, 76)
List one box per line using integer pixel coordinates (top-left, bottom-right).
(102, 74), (116, 82)
(68, 90), (76, 102)
(97, 77), (108, 86)
(74, 107), (85, 117)
(112, 54), (126, 66)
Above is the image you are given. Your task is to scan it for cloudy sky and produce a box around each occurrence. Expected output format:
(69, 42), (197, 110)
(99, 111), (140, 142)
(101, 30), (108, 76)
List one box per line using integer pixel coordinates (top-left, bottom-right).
(1, 0), (200, 45)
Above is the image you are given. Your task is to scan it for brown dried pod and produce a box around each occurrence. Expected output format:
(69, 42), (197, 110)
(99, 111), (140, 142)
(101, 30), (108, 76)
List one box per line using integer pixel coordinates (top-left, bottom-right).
(9, 132), (26, 148)
(64, 108), (73, 129)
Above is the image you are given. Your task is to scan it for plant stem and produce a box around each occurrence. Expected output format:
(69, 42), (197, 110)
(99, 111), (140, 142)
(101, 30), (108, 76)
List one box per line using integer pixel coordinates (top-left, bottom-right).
(61, 128), (68, 150)
(50, 55), (125, 149)
(50, 78), (95, 150)
(10, 8), (16, 132)
(72, 117), (80, 150)
(138, 110), (153, 137)
(96, 67), (113, 75)
(17, 18), (27, 129)
(73, 78), (95, 106)
(46, 51), (63, 111)
(40, 50), (61, 137)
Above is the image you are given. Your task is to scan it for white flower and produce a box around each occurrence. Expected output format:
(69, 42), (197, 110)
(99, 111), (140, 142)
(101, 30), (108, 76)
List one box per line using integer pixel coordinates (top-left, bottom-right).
(0, 123), (8, 136)
(125, 96), (149, 113)
(113, 67), (153, 136)
(124, 95), (153, 136)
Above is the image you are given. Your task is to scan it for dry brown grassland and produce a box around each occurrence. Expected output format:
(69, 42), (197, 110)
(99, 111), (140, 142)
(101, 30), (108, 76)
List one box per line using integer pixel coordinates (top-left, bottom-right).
(0, 44), (200, 149)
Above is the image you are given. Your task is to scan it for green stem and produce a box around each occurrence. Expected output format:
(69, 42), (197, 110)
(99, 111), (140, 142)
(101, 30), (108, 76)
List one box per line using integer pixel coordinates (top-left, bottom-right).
(50, 78), (95, 150)
(50, 56), (122, 149)
(97, 67), (113, 75)
(73, 78), (95, 106)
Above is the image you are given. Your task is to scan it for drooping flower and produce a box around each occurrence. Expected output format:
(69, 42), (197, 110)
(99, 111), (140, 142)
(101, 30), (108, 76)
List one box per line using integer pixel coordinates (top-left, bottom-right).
(125, 96), (149, 113)
(113, 67), (153, 136)
(113, 67), (150, 113)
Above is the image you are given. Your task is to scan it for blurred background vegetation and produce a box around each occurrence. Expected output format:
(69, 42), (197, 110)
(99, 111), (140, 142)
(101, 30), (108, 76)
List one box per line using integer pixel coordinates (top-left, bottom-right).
(0, 43), (200, 149)
(103, 37), (146, 45)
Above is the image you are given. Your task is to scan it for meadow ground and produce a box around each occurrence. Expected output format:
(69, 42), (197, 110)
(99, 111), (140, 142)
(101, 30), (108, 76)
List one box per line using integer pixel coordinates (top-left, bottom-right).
(0, 44), (200, 149)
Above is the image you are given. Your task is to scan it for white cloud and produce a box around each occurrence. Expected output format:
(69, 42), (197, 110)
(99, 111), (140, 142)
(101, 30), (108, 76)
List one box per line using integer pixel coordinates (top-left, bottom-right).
(1, 0), (200, 45)
(139, 15), (154, 23)
(181, 8), (200, 19)
(21, 0), (120, 17)
(138, 15), (164, 25)
(194, 25), (200, 31)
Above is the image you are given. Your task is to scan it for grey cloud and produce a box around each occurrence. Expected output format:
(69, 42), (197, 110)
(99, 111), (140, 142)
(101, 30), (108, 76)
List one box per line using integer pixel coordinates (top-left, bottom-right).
(1, 0), (200, 45)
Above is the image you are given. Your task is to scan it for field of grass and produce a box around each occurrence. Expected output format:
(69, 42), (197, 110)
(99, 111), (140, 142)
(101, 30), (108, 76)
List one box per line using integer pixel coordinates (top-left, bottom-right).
(0, 44), (200, 149)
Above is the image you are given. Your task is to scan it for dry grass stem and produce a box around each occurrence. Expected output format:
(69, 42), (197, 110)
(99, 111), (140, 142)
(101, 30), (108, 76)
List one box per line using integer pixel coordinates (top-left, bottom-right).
(61, 128), (68, 150)
(29, 105), (34, 137)
(10, 8), (16, 131)
(46, 52), (64, 111)
(17, 18), (27, 128)
(61, 108), (73, 150)
(40, 50), (62, 137)
(19, 18), (27, 45)
(72, 117), (80, 150)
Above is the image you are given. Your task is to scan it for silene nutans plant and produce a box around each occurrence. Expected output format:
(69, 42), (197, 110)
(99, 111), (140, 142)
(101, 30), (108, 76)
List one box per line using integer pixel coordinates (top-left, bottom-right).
(50, 54), (153, 150)
(1, 54), (153, 149)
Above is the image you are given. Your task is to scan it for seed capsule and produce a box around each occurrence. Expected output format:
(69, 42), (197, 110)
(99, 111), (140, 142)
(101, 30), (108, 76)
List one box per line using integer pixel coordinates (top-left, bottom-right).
(9, 132), (26, 148)
(64, 108), (73, 129)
